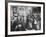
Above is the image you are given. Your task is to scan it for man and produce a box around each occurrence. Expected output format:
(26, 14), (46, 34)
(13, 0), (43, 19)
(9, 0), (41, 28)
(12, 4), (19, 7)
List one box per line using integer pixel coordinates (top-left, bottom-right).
(11, 15), (26, 31)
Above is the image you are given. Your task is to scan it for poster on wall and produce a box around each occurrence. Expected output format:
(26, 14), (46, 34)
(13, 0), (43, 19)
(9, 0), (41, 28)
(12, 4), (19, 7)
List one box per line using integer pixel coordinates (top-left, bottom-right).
(5, 1), (45, 36)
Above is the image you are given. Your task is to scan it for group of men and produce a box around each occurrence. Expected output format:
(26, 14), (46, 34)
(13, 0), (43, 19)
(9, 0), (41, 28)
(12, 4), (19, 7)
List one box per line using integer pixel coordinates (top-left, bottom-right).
(11, 7), (41, 31)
